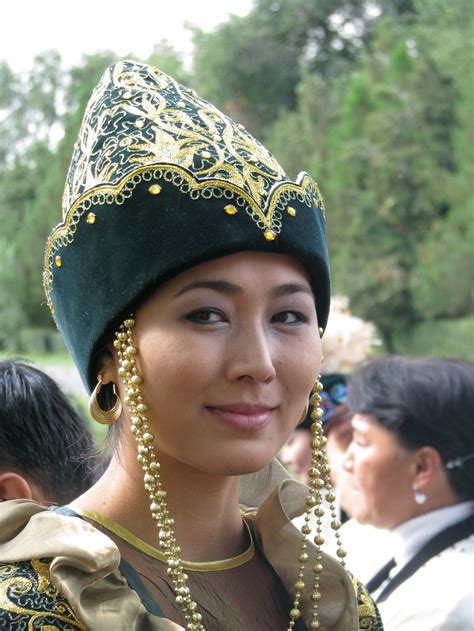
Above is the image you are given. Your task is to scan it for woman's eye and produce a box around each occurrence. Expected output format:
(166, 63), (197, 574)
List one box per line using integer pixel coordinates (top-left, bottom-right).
(186, 309), (225, 324)
(271, 311), (308, 324)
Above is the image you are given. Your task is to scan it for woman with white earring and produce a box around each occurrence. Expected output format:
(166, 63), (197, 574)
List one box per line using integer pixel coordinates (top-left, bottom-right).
(342, 356), (474, 631)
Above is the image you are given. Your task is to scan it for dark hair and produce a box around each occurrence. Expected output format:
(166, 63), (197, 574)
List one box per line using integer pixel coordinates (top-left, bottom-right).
(0, 360), (100, 503)
(347, 356), (474, 501)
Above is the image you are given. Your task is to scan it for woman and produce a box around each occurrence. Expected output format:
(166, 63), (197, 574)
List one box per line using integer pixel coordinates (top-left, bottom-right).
(343, 356), (474, 630)
(0, 61), (381, 630)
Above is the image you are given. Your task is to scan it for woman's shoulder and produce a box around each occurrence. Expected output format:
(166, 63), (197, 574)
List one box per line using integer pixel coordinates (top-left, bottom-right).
(0, 499), (181, 630)
(0, 498), (121, 567)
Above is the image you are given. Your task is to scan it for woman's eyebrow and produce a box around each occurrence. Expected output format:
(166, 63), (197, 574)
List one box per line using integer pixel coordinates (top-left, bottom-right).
(270, 283), (314, 298)
(174, 280), (241, 297)
(174, 280), (314, 299)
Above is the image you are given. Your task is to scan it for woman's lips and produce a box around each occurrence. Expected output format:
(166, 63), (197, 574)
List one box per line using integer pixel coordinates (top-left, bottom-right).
(207, 404), (275, 431)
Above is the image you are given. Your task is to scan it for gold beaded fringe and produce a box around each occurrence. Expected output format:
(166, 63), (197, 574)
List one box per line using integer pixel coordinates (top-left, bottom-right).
(287, 378), (346, 631)
(114, 318), (345, 631)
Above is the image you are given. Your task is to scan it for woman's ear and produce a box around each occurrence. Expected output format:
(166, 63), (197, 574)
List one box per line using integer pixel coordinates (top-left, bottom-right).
(412, 446), (442, 490)
(94, 347), (116, 385)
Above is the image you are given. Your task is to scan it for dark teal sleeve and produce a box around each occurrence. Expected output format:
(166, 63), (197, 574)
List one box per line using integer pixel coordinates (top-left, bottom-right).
(0, 558), (86, 630)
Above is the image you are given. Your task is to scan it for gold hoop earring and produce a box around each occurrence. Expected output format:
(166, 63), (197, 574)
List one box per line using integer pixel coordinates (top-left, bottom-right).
(88, 375), (122, 424)
(298, 401), (309, 425)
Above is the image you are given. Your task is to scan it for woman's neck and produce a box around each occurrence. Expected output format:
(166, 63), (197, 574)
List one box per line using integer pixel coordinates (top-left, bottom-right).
(71, 452), (247, 562)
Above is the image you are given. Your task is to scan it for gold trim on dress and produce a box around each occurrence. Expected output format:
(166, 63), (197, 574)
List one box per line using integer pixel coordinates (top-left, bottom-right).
(81, 509), (255, 572)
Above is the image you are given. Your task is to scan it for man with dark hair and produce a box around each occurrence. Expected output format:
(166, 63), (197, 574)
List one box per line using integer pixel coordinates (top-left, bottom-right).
(0, 360), (99, 504)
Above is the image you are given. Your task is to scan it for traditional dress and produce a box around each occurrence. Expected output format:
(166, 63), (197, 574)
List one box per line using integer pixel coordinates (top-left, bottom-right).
(0, 464), (383, 630)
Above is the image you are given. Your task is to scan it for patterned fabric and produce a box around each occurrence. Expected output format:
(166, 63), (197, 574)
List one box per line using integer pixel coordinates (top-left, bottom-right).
(45, 60), (325, 308)
(60, 60), (320, 222)
(351, 574), (384, 631)
(0, 559), (85, 630)
(0, 558), (383, 631)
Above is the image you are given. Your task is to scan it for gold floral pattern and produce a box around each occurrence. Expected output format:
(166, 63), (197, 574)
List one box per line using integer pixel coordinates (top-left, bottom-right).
(351, 574), (384, 630)
(0, 559), (85, 630)
(43, 60), (325, 310)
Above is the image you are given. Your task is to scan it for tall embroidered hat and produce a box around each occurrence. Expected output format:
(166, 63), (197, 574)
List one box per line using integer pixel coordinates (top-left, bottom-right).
(44, 60), (330, 391)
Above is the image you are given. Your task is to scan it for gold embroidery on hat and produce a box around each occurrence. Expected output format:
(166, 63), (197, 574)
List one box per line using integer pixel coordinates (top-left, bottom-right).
(224, 204), (238, 215)
(86, 212), (96, 224)
(287, 207), (296, 217)
(60, 61), (325, 220)
(43, 168), (324, 310)
(44, 61), (326, 311)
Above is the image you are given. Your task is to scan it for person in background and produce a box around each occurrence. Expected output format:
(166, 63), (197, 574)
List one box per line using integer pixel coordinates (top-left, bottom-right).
(343, 356), (474, 630)
(0, 359), (99, 504)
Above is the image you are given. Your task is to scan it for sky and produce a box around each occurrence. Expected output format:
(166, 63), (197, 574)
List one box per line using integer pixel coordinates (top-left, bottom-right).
(1, 0), (254, 72)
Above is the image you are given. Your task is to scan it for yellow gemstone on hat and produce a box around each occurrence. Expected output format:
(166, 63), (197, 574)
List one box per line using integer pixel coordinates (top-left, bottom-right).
(86, 212), (96, 224)
(148, 184), (162, 196)
(54, 255), (62, 267)
(287, 206), (296, 217)
(224, 205), (238, 215)
(264, 229), (276, 241)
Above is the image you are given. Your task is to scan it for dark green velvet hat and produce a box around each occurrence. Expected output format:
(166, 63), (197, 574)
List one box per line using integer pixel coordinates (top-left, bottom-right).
(43, 60), (330, 392)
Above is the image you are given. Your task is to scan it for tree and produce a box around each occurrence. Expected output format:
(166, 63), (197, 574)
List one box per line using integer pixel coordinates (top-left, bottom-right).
(191, 0), (377, 131)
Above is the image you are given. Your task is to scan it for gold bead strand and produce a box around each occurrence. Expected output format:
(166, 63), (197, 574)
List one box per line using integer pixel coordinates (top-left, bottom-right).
(319, 449), (347, 566)
(307, 381), (327, 630)
(287, 380), (327, 631)
(114, 319), (205, 631)
(309, 382), (347, 568)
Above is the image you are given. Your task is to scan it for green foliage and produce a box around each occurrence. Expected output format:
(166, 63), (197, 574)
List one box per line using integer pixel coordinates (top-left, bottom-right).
(147, 40), (190, 85)
(15, 327), (67, 355)
(0, 46), (186, 348)
(191, 0), (375, 131)
(392, 315), (474, 361)
(263, 0), (472, 349)
(0, 2), (471, 357)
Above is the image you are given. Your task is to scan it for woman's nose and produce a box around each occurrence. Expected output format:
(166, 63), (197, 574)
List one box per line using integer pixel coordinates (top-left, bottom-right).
(226, 324), (276, 384)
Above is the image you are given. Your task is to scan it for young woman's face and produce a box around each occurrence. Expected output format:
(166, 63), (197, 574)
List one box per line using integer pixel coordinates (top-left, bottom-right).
(342, 414), (417, 529)
(118, 251), (321, 477)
